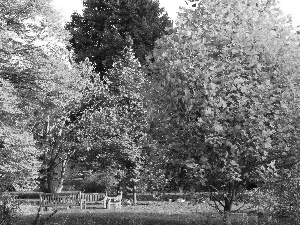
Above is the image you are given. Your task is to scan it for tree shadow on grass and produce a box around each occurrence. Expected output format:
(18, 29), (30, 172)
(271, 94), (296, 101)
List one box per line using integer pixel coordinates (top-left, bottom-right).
(16, 211), (221, 225)
(14, 202), (261, 225)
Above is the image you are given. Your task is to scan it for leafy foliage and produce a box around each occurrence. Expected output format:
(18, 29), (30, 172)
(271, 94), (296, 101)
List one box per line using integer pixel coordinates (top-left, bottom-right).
(2, 2), (300, 224)
(32, 57), (98, 193)
(81, 167), (119, 193)
(0, 193), (21, 225)
(0, 0), (61, 191)
(65, 0), (173, 77)
(0, 0), (91, 193)
(75, 47), (153, 203)
(147, 0), (300, 213)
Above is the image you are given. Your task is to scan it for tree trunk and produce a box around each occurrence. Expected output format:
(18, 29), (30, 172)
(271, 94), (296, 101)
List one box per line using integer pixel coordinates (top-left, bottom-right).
(39, 149), (48, 192)
(223, 198), (233, 224)
(224, 196), (233, 212)
(55, 160), (67, 193)
(222, 182), (238, 225)
(47, 165), (55, 193)
(222, 211), (231, 225)
(132, 180), (137, 205)
(39, 168), (48, 192)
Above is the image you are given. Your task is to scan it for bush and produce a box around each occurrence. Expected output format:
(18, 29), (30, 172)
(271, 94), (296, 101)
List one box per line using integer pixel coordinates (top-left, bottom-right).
(81, 170), (118, 193)
(243, 178), (300, 225)
(8, 192), (42, 199)
(272, 179), (300, 223)
(0, 192), (21, 225)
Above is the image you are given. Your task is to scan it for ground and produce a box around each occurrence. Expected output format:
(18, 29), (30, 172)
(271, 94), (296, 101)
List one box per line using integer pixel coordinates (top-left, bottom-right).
(15, 201), (258, 225)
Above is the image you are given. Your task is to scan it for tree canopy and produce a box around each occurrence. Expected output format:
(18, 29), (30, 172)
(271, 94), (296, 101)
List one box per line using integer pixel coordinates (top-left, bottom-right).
(146, 0), (300, 212)
(0, 0), (92, 192)
(76, 47), (151, 203)
(65, 0), (173, 78)
(0, 0), (61, 191)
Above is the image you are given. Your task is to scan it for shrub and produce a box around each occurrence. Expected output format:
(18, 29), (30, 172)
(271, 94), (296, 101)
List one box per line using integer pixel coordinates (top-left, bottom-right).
(8, 192), (41, 199)
(271, 178), (300, 224)
(0, 192), (20, 225)
(244, 178), (300, 225)
(81, 171), (118, 193)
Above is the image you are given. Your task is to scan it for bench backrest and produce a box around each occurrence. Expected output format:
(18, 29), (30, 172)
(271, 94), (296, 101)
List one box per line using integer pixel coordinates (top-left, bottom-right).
(107, 191), (122, 201)
(81, 193), (106, 202)
(40, 192), (81, 204)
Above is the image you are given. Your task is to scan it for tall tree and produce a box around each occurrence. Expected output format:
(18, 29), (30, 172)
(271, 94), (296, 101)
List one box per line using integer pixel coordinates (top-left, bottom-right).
(77, 47), (150, 204)
(0, 0), (62, 191)
(147, 0), (300, 218)
(32, 57), (92, 193)
(65, 0), (173, 78)
(0, 0), (91, 193)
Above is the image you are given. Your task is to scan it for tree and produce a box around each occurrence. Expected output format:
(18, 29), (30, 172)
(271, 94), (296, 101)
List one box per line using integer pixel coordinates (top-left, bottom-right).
(0, 0), (92, 193)
(0, 0), (62, 191)
(77, 47), (151, 204)
(109, 47), (150, 204)
(65, 0), (173, 78)
(32, 56), (96, 193)
(147, 0), (300, 219)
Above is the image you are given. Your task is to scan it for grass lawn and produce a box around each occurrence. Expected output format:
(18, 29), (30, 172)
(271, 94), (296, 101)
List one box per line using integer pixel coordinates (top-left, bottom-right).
(15, 201), (259, 225)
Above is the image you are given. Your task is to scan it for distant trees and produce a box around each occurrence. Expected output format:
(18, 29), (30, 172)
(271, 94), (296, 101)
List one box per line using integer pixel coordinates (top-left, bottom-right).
(65, 0), (173, 78)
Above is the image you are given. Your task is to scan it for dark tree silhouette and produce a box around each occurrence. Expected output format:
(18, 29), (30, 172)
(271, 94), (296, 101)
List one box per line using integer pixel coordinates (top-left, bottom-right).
(65, 0), (173, 79)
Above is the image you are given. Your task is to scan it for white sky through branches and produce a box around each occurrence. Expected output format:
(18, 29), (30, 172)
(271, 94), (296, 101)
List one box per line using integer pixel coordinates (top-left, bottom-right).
(51, 0), (300, 27)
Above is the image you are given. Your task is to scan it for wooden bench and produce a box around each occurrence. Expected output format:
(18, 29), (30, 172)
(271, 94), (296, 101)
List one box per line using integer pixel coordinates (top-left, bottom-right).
(80, 193), (106, 209)
(106, 191), (122, 209)
(39, 192), (84, 211)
